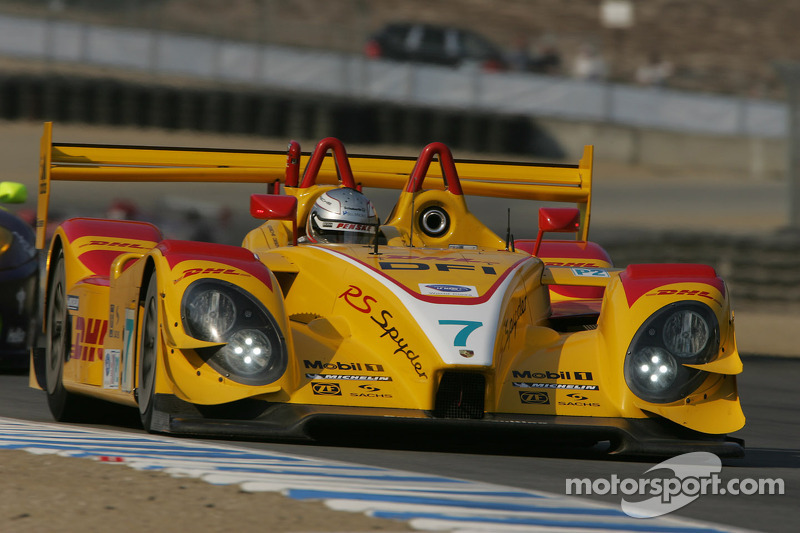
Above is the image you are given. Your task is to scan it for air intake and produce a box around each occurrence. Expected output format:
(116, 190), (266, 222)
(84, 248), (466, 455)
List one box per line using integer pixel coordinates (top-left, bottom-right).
(419, 206), (450, 237)
(433, 372), (485, 419)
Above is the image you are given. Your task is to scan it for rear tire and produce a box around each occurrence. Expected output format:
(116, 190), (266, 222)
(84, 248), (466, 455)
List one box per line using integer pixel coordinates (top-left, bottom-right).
(138, 271), (159, 432)
(45, 252), (83, 421)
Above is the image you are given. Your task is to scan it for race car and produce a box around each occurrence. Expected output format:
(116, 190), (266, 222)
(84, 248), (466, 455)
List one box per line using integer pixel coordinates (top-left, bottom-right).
(0, 181), (38, 369)
(31, 122), (745, 457)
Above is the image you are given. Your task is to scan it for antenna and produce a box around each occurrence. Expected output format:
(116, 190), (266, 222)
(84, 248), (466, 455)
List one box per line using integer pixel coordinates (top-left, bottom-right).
(505, 208), (511, 251)
(370, 217), (382, 255)
(503, 208), (516, 252)
(409, 192), (415, 248)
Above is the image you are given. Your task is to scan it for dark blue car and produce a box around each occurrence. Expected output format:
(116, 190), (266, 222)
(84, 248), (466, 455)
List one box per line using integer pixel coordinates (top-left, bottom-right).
(0, 182), (38, 369)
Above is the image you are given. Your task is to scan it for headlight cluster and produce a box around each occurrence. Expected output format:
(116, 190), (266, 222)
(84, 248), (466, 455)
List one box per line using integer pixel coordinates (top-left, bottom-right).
(624, 302), (719, 403)
(182, 279), (287, 385)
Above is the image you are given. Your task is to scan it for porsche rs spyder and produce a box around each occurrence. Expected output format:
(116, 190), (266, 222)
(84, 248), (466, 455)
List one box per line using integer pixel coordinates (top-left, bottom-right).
(30, 122), (744, 457)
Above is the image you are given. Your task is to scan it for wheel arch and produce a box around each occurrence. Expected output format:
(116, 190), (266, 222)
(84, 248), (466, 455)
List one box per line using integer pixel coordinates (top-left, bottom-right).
(42, 235), (66, 334)
(138, 256), (158, 306)
(133, 256), (159, 395)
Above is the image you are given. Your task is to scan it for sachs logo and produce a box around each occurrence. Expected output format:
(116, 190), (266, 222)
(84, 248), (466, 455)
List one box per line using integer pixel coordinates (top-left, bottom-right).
(423, 284), (472, 293)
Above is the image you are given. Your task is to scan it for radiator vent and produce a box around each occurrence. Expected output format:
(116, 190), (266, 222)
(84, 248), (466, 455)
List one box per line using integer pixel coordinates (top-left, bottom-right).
(433, 372), (485, 419)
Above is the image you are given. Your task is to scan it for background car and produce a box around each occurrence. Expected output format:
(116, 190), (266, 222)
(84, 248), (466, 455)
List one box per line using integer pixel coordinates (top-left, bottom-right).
(0, 182), (38, 369)
(364, 22), (509, 71)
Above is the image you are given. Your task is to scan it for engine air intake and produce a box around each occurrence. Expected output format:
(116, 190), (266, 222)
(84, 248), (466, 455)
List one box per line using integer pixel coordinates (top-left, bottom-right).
(433, 372), (485, 419)
(419, 206), (450, 237)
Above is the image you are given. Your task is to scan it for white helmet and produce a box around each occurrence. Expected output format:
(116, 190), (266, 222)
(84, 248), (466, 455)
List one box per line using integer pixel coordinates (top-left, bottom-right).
(307, 188), (379, 244)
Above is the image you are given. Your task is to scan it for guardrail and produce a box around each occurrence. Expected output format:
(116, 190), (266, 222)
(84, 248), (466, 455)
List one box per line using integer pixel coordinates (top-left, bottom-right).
(0, 12), (787, 139)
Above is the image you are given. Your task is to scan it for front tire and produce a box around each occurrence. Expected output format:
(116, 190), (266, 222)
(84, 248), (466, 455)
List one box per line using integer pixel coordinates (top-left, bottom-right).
(138, 271), (160, 432)
(45, 252), (83, 421)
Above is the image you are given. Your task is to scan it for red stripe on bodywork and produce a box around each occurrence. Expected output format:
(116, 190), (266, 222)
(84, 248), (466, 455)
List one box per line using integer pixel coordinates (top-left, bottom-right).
(62, 218), (162, 277)
(157, 240), (273, 290)
(322, 247), (531, 305)
(549, 285), (605, 299)
(518, 240), (611, 299)
(620, 263), (724, 308)
(515, 239), (613, 262)
(77, 250), (132, 278)
(61, 218), (162, 243)
(75, 276), (110, 287)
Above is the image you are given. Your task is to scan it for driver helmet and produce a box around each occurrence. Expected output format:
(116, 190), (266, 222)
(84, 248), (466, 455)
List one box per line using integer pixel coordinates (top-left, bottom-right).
(307, 188), (378, 244)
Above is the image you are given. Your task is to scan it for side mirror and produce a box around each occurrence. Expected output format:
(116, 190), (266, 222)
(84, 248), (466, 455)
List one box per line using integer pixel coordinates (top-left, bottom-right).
(250, 194), (298, 245)
(533, 207), (580, 256)
(0, 182), (27, 204)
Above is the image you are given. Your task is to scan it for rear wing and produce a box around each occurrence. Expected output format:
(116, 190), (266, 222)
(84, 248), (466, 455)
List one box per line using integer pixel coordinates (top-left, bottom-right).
(36, 122), (593, 249)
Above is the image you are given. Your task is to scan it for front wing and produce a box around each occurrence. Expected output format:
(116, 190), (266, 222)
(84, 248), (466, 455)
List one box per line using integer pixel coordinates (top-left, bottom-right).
(148, 393), (744, 458)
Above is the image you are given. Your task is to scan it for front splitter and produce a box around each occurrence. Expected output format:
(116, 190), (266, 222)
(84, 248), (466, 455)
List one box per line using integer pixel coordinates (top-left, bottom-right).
(150, 394), (744, 458)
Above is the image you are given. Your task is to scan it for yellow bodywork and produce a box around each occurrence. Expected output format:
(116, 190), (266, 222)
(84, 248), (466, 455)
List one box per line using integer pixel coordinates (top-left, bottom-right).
(33, 122), (744, 445)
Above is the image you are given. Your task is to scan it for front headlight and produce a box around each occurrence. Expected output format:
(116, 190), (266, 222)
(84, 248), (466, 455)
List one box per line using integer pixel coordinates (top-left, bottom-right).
(624, 302), (719, 403)
(628, 346), (678, 393)
(184, 288), (236, 342)
(216, 329), (273, 375)
(663, 309), (710, 356)
(182, 279), (287, 385)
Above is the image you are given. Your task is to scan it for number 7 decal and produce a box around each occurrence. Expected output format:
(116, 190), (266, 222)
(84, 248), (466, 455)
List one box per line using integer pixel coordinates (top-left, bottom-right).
(438, 320), (483, 347)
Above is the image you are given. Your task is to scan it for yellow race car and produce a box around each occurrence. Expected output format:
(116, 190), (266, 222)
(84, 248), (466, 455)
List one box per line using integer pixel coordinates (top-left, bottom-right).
(31, 123), (745, 457)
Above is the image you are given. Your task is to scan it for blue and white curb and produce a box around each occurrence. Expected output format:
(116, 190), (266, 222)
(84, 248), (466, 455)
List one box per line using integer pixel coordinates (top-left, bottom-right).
(0, 417), (745, 532)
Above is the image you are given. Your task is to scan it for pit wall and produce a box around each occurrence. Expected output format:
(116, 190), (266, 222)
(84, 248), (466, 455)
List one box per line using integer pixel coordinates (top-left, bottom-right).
(0, 72), (787, 181)
(536, 118), (786, 181)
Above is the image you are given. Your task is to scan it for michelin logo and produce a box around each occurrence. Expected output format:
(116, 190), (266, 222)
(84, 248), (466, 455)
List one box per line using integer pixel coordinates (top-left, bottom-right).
(513, 382), (599, 390)
(306, 374), (392, 381)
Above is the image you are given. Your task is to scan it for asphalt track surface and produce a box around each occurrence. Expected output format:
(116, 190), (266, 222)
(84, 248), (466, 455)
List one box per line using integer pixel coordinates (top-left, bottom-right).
(0, 354), (797, 533)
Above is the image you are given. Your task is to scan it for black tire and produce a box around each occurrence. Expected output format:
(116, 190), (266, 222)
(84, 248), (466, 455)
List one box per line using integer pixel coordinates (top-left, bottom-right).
(138, 271), (159, 432)
(45, 252), (83, 421)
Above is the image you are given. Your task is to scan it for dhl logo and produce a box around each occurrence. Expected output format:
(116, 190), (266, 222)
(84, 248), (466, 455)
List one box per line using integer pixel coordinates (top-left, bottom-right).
(72, 317), (108, 362)
(545, 261), (604, 267)
(79, 240), (148, 249)
(174, 267), (248, 284)
(646, 289), (715, 300)
(379, 254), (498, 265)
